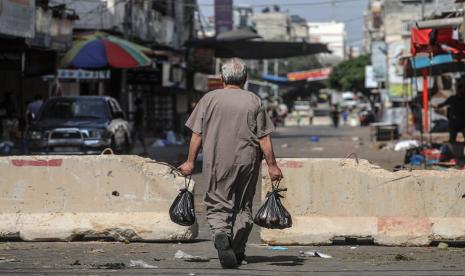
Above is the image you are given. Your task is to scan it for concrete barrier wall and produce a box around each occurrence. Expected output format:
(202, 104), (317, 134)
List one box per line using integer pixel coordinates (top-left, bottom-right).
(0, 156), (197, 241)
(261, 158), (465, 246)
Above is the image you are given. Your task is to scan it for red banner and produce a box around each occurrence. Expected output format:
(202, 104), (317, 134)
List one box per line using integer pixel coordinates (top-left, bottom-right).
(287, 68), (332, 82)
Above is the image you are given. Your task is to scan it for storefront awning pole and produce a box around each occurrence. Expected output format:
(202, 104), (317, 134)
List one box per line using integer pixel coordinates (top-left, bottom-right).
(422, 69), (429, 134)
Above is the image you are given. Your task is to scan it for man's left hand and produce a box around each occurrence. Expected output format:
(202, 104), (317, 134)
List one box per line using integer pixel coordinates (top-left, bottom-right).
(178, 161), (194, 176)
(268, 164), (283, 182)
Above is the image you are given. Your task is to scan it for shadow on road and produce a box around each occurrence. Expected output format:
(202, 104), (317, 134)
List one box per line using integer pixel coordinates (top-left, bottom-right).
(246, 255), (305, 266)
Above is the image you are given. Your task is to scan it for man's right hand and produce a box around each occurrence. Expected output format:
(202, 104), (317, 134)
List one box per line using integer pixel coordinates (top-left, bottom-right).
(268, 164), (283, 182)
(178, 161), (194, 176)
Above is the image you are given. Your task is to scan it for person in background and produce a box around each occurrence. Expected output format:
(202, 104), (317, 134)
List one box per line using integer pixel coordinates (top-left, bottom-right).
(26, 94), (44, 124)
(178, 58), (283, 269)
(331, 106), (340, 128)
(342, 109), (349, 125)
(0, 93), (16, 140)
(132, 98), (147, 155)
(308, 106), (314, 125)
(434, 82), (465, 143)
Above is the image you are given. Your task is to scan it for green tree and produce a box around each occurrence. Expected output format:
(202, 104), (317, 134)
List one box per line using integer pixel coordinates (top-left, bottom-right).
(281, 55), (322, 75)
(328, 55), (370, 94)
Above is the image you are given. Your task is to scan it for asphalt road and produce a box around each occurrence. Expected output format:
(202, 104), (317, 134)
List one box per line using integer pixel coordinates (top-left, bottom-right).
(1, 124), (464, 275)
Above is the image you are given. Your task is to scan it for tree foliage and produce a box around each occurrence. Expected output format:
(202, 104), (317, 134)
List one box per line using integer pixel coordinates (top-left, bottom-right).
(328, 55), (371, 94)
(281, 55), (322, 75)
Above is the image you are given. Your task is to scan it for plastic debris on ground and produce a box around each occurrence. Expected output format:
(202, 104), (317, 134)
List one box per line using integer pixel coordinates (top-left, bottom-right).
(281, 143), (289, 148)
(438, 242), (449, 250)
(89, 248), (105, 254)
(70, 260), (81, 266)
(151, 139), (166, 148)
(394, 140), (420, 152)
(409, 154), (425, 166)
(394, 253), (415, 261)
(129, 260), (158, 269)
(311, 147), (324, 152)
(0, 256), (19, 263)
(309, 136), (320, 143)
(299, 250), (332, 259)
(94, 262), (126, 269)
(269, 246), (288, 251)
(174, 250), (210, 262)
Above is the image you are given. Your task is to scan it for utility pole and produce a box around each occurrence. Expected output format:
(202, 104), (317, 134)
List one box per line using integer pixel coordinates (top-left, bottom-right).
(122, 0), (132, 114)
(331, 0), (335, 20)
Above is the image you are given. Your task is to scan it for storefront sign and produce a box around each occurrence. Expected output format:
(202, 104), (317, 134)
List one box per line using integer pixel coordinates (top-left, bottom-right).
(208, 75), (223, 91)
(365, 66), (378, 88)
(371, 41), (387, 81)
(0, 0), (35, 38)
(287, 68), (332, 82)
(44, 69), (111, 80)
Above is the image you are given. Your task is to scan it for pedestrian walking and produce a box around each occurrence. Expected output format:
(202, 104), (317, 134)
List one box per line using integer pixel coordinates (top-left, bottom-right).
(26, 94), (44, 123)
(132, 98), (147, 155)
(342, 109), (349, 125)
(331, 106), (340, 128)
(309, 106), (314, 125)
(434, 81), (465, 143)
(178, 58), (283, 269)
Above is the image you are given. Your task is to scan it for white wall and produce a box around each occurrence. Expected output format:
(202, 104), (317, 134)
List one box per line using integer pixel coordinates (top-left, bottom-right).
(307, 21), (346, 60)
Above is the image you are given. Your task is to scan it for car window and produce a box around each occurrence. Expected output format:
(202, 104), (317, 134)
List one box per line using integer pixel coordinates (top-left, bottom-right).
(40, 99), (108, 120)
(108, 99), (122, 118)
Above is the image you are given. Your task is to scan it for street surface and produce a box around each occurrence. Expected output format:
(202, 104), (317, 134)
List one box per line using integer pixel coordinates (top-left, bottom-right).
(1, 124), (464, 275)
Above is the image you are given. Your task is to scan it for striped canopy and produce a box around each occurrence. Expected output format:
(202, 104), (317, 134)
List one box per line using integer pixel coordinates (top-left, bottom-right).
(60, 32), (152, 69)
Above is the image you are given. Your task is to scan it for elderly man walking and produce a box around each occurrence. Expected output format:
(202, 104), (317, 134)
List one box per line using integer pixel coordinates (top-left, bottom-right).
(179, 58), (283, 268)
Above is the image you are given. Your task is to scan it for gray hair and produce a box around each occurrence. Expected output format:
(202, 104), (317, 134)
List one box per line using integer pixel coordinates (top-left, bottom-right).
(220, 58), (248, 87)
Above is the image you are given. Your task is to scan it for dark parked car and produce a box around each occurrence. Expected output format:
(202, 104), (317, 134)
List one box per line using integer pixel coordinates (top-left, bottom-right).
(28, 96), (132, 155)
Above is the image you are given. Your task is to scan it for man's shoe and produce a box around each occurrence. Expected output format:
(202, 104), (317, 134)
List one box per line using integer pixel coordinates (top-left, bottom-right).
(236, 252), (247, 266)
(214, 233), (238, 269)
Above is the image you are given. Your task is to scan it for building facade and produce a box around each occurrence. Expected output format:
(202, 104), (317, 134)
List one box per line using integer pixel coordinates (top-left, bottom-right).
(364, 0), (458, 97)
(0, 0), (76, 141)
(252, 12), (291, 41)
(51, 0), (197, 135)
(307, 21), (347, 65)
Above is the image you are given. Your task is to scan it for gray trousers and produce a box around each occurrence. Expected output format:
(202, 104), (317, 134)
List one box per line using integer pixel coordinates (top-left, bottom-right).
(204, 162), (259, 254)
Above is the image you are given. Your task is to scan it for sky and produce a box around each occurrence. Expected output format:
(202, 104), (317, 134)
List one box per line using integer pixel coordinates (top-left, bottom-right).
(198, 0), (369, 47)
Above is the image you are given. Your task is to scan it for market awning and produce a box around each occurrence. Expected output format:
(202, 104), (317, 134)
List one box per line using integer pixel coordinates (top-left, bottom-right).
(60, 32), (153, 69)
(405, 54), (465, 77)
(186, 29), (330, 59)
(410, 27), (465, 56)
(261, 74), (289, 82)
(187, 40), (330, 59)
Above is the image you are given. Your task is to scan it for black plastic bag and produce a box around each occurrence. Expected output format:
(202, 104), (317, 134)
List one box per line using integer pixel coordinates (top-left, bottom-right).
(169, 176), (196, 226)
(254, 180), (292, 229)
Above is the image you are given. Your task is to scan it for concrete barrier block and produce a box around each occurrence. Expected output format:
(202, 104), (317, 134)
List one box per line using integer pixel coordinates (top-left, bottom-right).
(261, 158), (465, 246)
(0, 156), (198, 241)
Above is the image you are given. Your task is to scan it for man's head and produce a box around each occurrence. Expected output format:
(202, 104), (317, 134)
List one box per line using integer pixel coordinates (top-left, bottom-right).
(34, 94), (43, 101)
(220, 58), (247, 88)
